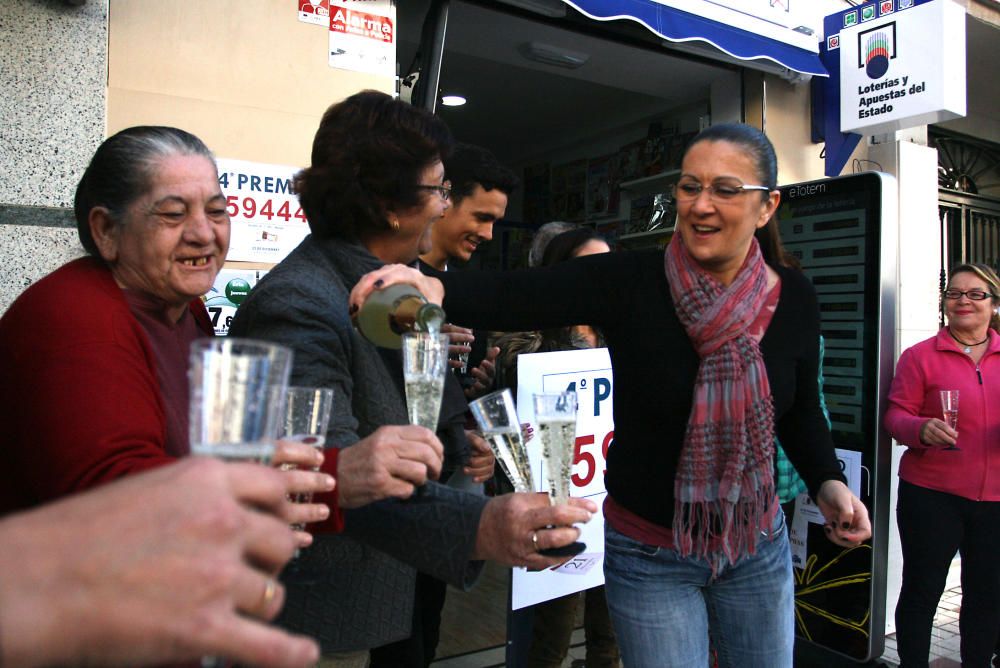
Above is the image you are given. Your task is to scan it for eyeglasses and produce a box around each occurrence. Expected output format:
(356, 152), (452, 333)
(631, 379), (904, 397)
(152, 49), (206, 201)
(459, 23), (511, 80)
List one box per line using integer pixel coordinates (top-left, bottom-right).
(415, 181), (451, 201)
(943, 289), (997, 301)
(672, 178), (772, 203)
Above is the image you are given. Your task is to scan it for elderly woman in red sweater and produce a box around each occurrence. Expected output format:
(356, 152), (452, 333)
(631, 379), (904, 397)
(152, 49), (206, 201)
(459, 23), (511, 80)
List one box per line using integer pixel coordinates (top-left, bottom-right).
(885, 262), (1000, 668)
(0, 127), (444, 533)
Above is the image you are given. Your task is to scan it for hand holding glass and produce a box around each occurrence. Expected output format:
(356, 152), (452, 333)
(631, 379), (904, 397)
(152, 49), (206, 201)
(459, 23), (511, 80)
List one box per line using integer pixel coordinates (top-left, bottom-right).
(940, 390), (960, 451)
(282, 386), (334, 529)
(469, 389), (533, 493)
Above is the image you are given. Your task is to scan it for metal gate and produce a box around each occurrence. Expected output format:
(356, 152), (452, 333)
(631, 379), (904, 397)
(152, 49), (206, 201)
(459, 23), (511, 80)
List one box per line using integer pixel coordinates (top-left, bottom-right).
(937, 192), (1000, 325)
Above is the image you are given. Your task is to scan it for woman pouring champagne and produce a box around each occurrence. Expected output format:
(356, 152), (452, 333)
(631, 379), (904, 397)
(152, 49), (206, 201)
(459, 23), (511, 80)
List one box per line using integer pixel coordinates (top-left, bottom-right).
(351, 123), (872, 668)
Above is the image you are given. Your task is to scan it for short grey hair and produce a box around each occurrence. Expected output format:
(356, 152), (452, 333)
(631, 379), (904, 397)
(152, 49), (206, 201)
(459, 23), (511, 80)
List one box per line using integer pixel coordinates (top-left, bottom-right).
(528, 221), (575, 268)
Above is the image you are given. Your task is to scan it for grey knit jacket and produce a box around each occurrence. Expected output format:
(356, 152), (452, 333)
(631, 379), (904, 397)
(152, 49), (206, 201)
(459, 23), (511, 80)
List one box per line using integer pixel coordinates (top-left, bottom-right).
(228, 235), (486, 653)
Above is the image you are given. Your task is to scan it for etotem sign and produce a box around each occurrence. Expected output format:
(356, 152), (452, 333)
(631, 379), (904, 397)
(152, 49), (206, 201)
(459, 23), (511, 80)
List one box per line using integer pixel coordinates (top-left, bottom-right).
(836, 0), (965, 135)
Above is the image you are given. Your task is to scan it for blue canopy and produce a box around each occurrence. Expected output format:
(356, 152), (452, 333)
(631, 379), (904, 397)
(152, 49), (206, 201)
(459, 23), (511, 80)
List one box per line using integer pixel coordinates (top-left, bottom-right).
(563, 0), (828, 78)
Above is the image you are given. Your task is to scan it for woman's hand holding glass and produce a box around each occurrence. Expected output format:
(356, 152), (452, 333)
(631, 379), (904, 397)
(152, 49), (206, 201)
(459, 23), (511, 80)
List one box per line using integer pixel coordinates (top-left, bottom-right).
(463, 430), (496, 483)
(335, 426), (445, 508)
(270, 440), (335, 547)
(918, 418), (959, 449)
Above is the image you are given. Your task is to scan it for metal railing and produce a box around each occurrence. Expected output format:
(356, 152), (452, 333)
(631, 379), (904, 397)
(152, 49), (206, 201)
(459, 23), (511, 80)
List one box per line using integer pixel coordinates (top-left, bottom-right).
(938, 190), (1000, 325)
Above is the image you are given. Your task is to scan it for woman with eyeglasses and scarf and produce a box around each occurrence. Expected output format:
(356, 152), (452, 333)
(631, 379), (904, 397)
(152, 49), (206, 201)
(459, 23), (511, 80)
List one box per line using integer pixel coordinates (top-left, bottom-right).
(885, 263), (1000, 668)
(350, 123), (871, 667)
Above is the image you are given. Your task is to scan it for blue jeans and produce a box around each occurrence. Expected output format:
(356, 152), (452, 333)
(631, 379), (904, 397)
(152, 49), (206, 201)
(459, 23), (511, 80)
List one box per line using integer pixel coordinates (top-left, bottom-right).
(603, 511), (794, 668)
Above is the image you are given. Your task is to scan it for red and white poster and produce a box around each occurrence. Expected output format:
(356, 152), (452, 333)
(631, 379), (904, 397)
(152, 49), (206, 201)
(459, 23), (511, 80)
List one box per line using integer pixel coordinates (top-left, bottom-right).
(216, 158), (310, 264)
(328, 0), (396, 78)
(297, 0), (329, 27)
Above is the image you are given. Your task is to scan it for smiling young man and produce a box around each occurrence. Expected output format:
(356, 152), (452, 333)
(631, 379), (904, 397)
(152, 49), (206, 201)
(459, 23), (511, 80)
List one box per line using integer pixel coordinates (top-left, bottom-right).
(419, 143), (518, 271)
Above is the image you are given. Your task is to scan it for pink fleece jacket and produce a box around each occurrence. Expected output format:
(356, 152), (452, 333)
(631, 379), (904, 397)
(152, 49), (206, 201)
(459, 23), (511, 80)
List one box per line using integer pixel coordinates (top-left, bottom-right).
(884, 328), (1000, 501)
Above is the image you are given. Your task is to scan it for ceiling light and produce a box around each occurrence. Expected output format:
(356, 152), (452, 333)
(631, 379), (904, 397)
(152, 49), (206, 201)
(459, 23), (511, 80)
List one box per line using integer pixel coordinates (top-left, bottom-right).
(519, 41), (590, 69)
(496, 0), (566, 17)
(441, 95), (467, 107)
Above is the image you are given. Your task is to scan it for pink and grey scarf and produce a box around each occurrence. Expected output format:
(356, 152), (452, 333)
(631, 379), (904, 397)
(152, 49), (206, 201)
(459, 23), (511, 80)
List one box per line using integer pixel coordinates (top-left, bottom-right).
(664, 233), (776, 572)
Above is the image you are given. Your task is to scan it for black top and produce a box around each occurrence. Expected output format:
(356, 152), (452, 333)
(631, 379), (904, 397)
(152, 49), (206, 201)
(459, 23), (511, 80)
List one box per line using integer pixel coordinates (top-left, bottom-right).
(440, 248), (844, 529)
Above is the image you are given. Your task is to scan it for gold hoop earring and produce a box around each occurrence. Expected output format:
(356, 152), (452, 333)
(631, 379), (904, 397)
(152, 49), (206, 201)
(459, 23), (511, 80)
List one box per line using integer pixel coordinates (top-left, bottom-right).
(390, 218), (400, 232)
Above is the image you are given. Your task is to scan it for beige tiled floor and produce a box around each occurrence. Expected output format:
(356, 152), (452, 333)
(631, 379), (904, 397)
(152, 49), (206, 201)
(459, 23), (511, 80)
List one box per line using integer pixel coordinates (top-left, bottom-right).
(881, 583), (964, 668)
(432, 566), (972, 667)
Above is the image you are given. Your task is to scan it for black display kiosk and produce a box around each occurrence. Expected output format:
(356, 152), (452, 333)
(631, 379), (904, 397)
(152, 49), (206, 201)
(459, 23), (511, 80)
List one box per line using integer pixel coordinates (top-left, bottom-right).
(777, 172), (898, 664)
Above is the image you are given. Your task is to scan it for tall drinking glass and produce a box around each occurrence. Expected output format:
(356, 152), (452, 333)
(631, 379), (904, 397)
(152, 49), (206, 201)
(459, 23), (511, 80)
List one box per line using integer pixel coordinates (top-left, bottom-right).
(533, 391), (578, 505)
(469, 388), (533, 493)
(402, 332), (450, 432)
(940, 389), (960, 451)
(188, 338), (291, 666)
(282, 386), (334, 529)
(188, 338), (293, 463)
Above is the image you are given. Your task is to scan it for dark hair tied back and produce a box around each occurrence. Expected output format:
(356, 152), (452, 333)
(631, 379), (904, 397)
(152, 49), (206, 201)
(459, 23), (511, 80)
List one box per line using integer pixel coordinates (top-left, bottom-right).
(74, 126), (214, 257)
(683, 123), (778, 191)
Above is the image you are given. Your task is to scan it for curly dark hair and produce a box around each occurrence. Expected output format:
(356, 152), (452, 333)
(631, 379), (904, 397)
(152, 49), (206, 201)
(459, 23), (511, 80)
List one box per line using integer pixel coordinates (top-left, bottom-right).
(74, 126), (215, 258)
(294, 90), (454, 241)
(443, 143), (518, 207)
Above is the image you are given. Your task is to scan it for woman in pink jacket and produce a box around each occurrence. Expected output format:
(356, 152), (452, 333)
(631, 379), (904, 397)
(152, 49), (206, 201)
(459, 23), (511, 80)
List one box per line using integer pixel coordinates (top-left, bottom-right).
(885, 262), (1000, 668)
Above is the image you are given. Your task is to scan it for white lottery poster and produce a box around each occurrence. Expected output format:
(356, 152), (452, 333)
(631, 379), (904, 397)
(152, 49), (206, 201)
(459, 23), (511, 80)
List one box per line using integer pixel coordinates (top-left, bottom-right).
(789, 447), (865, 568)
(202, 268), (266, 336)
(512, 348), (614, 610)
(328, 1), (396, 78)
(216, 158), (310, 264)
(297, 0), (329, 26)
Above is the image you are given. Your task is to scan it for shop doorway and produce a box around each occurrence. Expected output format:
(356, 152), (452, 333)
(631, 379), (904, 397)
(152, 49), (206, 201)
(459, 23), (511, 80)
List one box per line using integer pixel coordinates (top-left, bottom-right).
(398, 0), (742, 269)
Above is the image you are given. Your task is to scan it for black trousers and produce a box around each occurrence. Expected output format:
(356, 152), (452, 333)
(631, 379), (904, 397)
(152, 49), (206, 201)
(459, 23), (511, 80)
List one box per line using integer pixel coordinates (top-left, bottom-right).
(369, 572), (447, 668)
(895, 480), (1000, 668)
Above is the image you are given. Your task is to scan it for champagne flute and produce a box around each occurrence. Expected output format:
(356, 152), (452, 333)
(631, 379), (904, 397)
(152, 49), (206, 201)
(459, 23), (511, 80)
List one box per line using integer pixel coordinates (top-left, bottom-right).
(469, 388), (533, 493)
(402, 332), (449, 499)
(939, 389), (960, 451)
(533, 391), (579, 505)
(282, 386), (334, 529)
(532, 390), (585, 558)
(401, 332), (450, 432)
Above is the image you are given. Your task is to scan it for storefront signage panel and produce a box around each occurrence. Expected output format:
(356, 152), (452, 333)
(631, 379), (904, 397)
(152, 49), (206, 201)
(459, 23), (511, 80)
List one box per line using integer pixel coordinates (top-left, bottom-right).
(216, 158), (310, 264)
(562, 0), (827, 76)
(833, 0), (965, 134)
(328, 0), (396, 78)
(512, 348), (613, 610)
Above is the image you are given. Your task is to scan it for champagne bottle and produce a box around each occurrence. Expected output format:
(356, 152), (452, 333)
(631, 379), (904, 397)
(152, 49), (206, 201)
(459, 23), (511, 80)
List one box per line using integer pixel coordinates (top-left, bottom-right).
(355, 283), (445, 349)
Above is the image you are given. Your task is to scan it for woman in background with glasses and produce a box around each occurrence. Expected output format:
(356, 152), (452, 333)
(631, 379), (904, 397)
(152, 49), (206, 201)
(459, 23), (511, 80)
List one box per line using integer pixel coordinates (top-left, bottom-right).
(885, 263), (1000, 668)
(351, 123), (871, 667)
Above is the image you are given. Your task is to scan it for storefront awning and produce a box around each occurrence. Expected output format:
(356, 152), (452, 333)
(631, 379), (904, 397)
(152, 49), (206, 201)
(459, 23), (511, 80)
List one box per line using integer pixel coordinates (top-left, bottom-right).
(561, 0), (829, 80)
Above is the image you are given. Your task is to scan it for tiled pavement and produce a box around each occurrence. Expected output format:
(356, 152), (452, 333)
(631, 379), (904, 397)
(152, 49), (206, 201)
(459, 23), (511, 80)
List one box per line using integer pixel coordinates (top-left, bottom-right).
(434, 577), (971, 667)
(880, 583), (964, 668)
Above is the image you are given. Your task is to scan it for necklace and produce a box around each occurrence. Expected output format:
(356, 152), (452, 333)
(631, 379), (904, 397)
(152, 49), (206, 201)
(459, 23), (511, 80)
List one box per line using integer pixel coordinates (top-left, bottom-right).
(948, 328), (989, 354)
